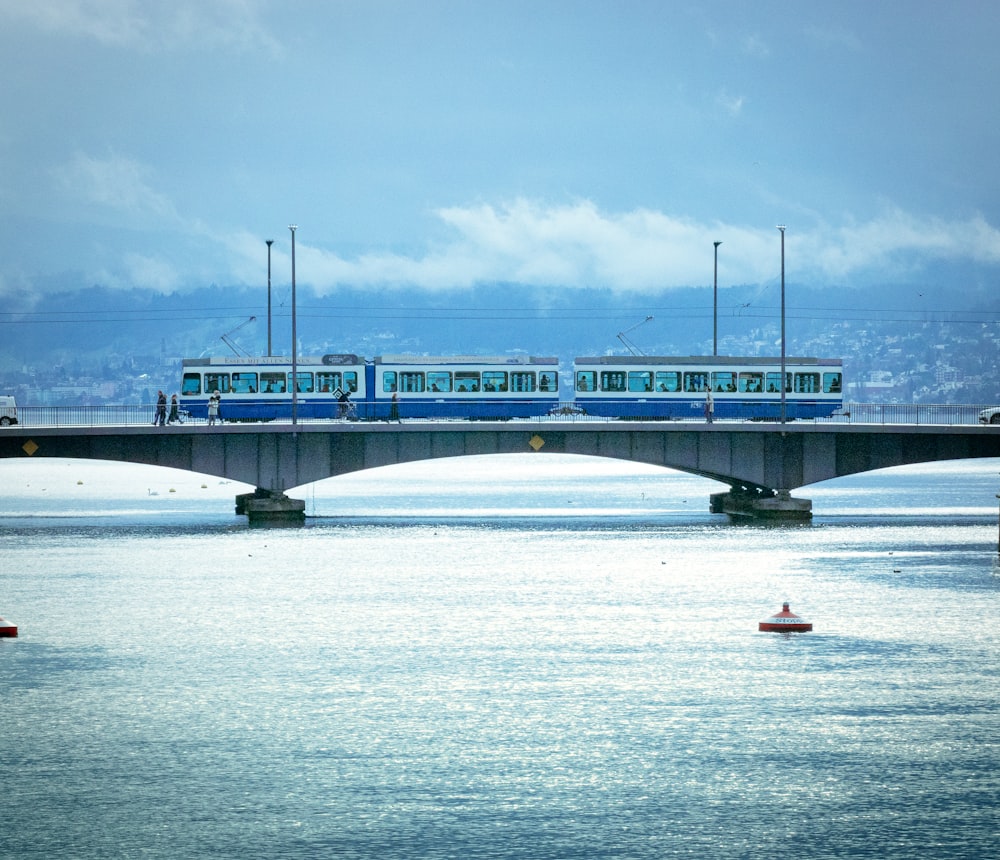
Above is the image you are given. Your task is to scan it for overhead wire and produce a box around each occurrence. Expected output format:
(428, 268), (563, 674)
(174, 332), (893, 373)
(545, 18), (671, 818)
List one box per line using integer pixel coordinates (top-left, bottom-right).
(1, 304), (999, 325)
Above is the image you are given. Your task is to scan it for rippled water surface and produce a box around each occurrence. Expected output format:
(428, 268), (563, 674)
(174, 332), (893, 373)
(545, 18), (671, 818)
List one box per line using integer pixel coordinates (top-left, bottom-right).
(1, 456), (998, 858)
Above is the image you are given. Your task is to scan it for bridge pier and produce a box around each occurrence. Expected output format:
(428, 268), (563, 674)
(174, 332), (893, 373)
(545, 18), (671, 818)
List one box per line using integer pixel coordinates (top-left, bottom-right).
(710, 489), (812, 520)
(236, 488), (305, 526)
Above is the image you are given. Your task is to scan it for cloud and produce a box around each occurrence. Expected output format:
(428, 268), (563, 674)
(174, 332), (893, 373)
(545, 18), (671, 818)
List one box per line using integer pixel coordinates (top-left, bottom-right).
(807, 210), (1000, 279)
(0, 0), (280, 54)
(716, 91), (745, 116)
(53, 152), (183, 226)
(224, 200), (1000, 295)
(39, 165), (1000, 296)
(277, 201), (714, 294)
(121, 253), (182, 291)
(742, 34), (770, 59)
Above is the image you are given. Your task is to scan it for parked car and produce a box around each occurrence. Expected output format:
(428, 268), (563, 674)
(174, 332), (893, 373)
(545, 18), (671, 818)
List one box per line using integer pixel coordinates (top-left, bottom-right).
(0, 395), (17, 425)
(978, 406), (1000, 425)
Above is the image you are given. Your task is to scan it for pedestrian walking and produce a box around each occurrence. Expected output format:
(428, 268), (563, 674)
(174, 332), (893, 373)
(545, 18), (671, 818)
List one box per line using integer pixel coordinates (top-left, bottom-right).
(704, 389), (714, 424)
(167, 394), (181, 424)
(153, 390), (167, 426)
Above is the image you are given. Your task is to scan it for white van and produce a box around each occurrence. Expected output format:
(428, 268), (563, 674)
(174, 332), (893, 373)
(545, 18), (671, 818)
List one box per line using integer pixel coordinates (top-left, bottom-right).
(0, 395), (18, 426)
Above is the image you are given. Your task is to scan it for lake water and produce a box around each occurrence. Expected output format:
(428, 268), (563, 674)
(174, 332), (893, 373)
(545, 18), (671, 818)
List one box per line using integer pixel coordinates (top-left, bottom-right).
(1, 455), (998, 859)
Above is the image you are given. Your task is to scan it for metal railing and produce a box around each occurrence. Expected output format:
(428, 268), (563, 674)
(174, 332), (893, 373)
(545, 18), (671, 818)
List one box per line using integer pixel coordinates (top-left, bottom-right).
(2, 404), (166, 427)
(0, 402), (995, 428)
(817, 403), (991, 426)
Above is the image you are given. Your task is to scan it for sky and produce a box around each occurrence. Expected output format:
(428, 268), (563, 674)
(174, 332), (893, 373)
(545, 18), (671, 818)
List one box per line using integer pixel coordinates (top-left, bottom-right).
(2, 0), (999, 302)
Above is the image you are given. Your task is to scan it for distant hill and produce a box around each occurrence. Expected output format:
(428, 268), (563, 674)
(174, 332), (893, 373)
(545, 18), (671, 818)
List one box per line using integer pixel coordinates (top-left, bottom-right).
(3, 277), (991, 364)
(2, 276), (999, 404)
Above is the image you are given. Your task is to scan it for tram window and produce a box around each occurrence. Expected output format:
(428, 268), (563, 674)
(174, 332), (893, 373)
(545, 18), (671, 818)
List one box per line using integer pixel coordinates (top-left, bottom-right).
(261, 372), (286, 393)
(765, 372), (789, 393)
(712, 372), (736, 392)
(400, 372), (425, 393)
(600, 371), (626, 392)
(382, 371), (397, 393)
(181, 373), (202, 396)
(455, 371), (480, 392)
(576, 371), (596, 392)
(794, 373), (819, 393)
(511, 372), (536, 393)
(739, 372), (763, 393)
(482, 371), (507, 392)
(628, 371), (653, 392)
(205, 372), (230, 394)
(684, 372), (709, 392)
(427, 371), (452, 393)
(288, 372), (313, 394)
(655, 371), (680, 392)
(231, 372), (258, 394)
(318, 371), (342, 393)
(823, 373), (842, 393)
(343, 372), (358, 393)
(539, 372), (557, 392)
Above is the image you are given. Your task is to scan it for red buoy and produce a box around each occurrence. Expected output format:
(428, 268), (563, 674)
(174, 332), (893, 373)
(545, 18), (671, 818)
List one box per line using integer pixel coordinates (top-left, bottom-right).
(0, 615), (17, 638)
(758, 602), (812, 633)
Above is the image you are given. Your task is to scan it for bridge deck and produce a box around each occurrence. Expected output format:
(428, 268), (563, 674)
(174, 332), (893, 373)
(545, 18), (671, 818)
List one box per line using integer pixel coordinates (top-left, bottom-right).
(4, 420), (1000, 500)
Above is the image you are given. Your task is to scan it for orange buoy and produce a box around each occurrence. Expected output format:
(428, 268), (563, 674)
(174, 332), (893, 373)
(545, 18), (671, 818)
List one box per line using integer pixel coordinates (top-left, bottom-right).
(0, 615), (17, 638)
(758, 602), (812, 633)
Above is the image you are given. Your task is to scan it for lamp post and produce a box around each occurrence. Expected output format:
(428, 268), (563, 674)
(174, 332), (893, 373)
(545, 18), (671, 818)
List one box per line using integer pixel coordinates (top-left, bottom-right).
(713, 241), (722, 356)
(265, 239), (274, 357)
(289, 225), (298, 425)
(777, 225), (786, 424)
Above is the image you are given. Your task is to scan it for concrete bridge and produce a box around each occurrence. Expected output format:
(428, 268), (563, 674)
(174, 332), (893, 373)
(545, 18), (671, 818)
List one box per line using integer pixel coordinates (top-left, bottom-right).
(3, 420), (1000, 522)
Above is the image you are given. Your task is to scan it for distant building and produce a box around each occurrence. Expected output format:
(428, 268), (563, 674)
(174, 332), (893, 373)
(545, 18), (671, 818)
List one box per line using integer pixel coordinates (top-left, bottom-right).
(934, 365), (960, 385)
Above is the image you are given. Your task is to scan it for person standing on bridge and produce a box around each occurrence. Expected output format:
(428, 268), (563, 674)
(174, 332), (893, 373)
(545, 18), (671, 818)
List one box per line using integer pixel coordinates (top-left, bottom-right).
(704, 389), (714, 423)
(208, 389), (221, 426)
(153, 390), (167, 426)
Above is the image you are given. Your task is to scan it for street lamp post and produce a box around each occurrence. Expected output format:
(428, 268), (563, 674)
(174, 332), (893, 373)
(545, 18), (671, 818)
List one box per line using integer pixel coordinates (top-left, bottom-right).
(289, 225), (298, 425)
(265, 239), (274, 357)
(777, 225), (786, 424)
(713, 241), (722, 356)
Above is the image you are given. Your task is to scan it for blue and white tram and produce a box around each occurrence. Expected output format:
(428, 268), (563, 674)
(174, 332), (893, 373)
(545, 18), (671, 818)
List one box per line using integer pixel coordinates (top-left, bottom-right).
(179, 354), (366, 420)
(572, 355), (843, 420)
(371, 354), (560, 419)
(179, 353), (561, 420)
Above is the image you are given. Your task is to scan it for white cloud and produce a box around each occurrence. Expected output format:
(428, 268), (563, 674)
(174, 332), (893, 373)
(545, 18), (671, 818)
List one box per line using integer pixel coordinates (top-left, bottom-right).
(122, 253), (182, 291)
(222, 200), (1000, 295)
(806, 210), (1000, 278)
(281, 200), (708, 294)
(0, 0), (280, 54)
(0, 0), (145, 47)
(53, 152), (182, 226)
(43, 180), (1000, 295)
(716, 90), (745, 116)
(742, 34), (770, 59)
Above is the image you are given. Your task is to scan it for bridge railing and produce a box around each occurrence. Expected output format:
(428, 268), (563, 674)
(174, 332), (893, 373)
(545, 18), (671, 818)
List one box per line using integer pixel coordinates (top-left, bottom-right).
(2, 404), (167, 427)
(819, 403), (989, 425)
(0, 402), (993, 428)
(548, 401), (991, 425)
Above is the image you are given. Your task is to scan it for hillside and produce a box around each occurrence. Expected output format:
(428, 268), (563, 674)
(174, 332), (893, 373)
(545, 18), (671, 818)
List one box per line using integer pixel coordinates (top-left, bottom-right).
(2, 277), (998, 405)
